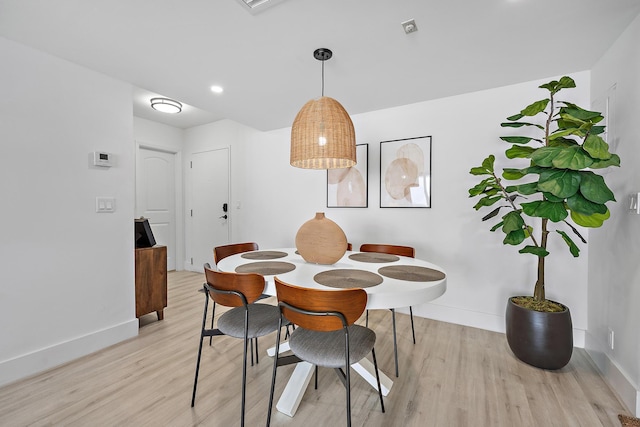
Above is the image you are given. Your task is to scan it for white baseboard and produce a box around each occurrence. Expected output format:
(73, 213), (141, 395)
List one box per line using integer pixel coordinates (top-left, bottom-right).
(403, 303), (586, 347)
(0, 319), (138, 388)
(585, 331), (640, 416)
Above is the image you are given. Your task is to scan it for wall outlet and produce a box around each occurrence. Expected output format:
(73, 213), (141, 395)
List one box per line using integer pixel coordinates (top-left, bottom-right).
(608, 328), (615, 350)
(630, 193), (640, 214)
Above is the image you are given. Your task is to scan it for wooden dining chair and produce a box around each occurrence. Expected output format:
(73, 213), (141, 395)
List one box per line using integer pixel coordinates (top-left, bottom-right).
(267, 277), (385, 427)
(191, 266), (284, 427)
(359, 243), (416, 378)
(211, 242), (262, 362)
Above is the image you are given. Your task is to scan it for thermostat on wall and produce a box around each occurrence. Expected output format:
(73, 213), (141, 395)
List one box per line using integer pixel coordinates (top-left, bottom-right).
(92, 151), (113, 167)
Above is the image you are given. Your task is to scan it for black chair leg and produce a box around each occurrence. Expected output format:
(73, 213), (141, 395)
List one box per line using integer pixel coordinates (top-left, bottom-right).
(209, 301), (216, 346)
(391, 308), (399, 378)
(365, 310), (369, 327)
(266, 322), (283, 427)
(409, 306), (416, 344)
(250, 338), (254, 366)
(371, 348), (385, 413)
(314, 366), (318, 389)
(191, 290), (210, 407)
(255, 337), (259, 364)
(241, 327), (249, 426)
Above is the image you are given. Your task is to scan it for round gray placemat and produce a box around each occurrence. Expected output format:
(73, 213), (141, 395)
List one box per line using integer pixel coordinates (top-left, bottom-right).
(314, 269), (383, 289)
(349, 252), (399, 263)
(378, 265), (446, 282)
(240, 251), (288, 260)
(235, 261), (296, 275)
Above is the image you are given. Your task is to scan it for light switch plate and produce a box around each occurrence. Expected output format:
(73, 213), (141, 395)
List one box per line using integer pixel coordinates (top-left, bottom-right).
(630, 193), (640, 214)
(96, 197), (115, 213)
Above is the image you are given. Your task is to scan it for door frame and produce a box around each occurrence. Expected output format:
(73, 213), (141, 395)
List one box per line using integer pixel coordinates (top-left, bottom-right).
(135, 141), (184, 271)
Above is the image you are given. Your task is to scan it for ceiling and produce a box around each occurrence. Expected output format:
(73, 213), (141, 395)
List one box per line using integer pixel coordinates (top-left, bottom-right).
(1, 0), (639, 131)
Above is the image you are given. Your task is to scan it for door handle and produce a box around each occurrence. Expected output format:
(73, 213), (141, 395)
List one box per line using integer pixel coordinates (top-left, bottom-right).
(219, 214), (228, 219)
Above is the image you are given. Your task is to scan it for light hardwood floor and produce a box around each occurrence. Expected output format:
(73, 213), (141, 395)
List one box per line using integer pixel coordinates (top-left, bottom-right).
(0, 271), (631, 426)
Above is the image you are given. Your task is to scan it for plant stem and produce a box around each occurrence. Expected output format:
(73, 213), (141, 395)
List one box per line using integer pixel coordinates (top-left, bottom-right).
(534, 218), (549, 301)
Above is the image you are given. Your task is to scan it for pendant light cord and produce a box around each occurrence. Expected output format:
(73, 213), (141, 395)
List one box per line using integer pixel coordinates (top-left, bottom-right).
(321, 60), (325, 97)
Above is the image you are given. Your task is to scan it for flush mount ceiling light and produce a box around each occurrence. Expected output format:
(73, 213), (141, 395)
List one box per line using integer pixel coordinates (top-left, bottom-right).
(235, 0), (286, 14)
(290, 48), (356, 170)
(150, 97), (182, 114)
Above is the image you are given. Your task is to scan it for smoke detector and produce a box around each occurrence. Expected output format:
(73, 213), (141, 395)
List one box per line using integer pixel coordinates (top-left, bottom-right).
(401, 19), (418, 34)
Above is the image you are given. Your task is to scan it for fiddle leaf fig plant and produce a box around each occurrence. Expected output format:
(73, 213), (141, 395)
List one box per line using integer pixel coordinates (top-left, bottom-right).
(468, 76), (620, 310)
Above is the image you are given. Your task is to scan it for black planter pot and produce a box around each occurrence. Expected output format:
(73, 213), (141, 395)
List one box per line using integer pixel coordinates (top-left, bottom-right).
(505, 297), (573, 370)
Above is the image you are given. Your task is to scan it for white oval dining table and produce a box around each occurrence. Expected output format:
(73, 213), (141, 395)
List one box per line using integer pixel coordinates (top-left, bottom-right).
(216, 248), (447, 417)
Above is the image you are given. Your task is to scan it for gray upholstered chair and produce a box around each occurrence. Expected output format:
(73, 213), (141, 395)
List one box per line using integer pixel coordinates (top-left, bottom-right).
(191, 266), (284, 427)
(266, 277), (384, 427)
(360, 243), (416, 377)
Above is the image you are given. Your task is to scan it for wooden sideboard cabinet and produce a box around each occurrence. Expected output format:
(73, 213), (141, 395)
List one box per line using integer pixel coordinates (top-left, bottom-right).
(135, 245), (167, 321)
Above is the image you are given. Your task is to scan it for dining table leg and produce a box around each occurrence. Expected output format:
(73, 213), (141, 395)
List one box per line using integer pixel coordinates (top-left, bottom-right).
(275, 361), (315, 417)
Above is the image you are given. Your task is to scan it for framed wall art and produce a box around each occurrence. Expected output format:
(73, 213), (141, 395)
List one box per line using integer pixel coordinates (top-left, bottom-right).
(327, 143), (368, 208)
(380, 136), (431, 208)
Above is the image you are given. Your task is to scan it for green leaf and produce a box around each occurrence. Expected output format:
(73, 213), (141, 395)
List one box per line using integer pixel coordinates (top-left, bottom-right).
(549, 137), (579, 148)
(506, 113), (524, 121)
(482, 155), (495, 171)
(530, 146), (562, 167)
(591, 126), (606, 135)
(570, 209), (610, 228)
(566, 192), (608, 215)
(556, 230), (580, 257)
(490, 221), (504, 232)
(543, 192), (565, 203)
(502, 166), (544, 180)
(579, 172), (616, 203)
(482, 207), (502, 221)
(539, 76), (575, 94)
(521, 200), (568, 222)
(521, 99), (550, 116)
(518, 245), (550, 257)
(504, 229), (526, 245)
(583, 134), (611, 160)
(502, 211), (525, 234)
(560, 103), (603, 122)
(470, 166), (491, 176)
(468, 179), (494, 197)
(473, 195), (502, 210)
(505, 145), (535, 159)
(590, 154), (621, 169)
(551, 146), (594, 170)
(549, 128), (584, 140)
(500, 136), (540, 145)
(501, 121), (545, 129)
(505, 182), (539, 195)
(537, 169), (581, 198)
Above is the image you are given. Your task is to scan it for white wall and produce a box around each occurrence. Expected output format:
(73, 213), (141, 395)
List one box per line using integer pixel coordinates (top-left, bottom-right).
(588, 13), (640, 416)
(0, 37), (138, 386)
(184, 73), (593, 345)
(133, 117), (185, 270)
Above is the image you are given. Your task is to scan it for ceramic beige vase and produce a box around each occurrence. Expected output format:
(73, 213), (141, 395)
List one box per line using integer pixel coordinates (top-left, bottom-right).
(295, 212), (347, 264)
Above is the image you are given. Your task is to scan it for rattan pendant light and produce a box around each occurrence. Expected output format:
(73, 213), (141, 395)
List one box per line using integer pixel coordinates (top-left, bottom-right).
(290, 48), (356, 169)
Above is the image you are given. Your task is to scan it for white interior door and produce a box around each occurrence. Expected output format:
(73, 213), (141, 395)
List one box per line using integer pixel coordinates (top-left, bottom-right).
(136, 147), (177, 270)
(189, 148), (230, 270)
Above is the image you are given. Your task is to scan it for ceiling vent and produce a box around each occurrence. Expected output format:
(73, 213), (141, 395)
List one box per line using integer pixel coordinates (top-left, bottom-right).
(235, 0), (286, 14)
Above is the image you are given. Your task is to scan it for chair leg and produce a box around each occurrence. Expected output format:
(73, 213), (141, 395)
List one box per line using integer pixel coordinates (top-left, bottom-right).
(409, 306), (416, 344)
(371, 348), (385, 413)
(209, 301), (216, 346)
(255, 337), (259, 364)
(191, 290), (210, 407)
(266, 321), (283, 427)
(391, 308), (399, 378)
(241, 319), (249, 426)
(365, 309), (369, 327)
(314, 365), (318, 389)
(250, 338), (254, 366)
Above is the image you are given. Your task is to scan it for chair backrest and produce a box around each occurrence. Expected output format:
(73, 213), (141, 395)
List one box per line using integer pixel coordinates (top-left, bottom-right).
(274, 277), (367, 332)
(204, 264), (265, 308)
(213, 242), (259, 264)
(346, 242), (353, 251)
(359, 243), (415, 258)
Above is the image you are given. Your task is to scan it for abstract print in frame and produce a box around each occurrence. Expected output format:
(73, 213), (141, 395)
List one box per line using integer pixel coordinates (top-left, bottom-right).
(380, 136), (431, 208)
(327, 143), (368, 208)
